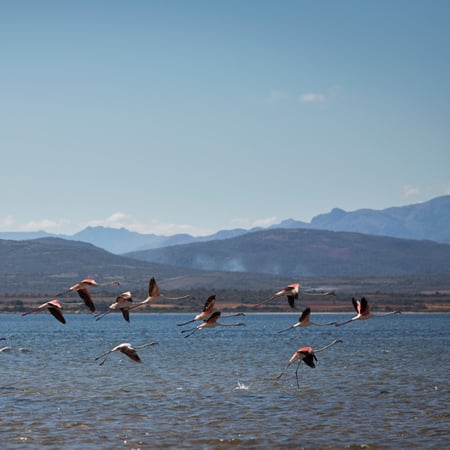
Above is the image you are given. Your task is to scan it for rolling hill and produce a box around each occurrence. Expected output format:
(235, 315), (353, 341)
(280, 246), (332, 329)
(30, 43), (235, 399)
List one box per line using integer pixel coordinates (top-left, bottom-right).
(125, 228), (450, 278)
(0, 237), (296, 295)
(1, 234), (450, 309)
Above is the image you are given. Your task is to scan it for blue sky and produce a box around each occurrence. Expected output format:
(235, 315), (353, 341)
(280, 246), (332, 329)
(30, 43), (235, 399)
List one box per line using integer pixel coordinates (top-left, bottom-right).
(1, 1), (449, 236)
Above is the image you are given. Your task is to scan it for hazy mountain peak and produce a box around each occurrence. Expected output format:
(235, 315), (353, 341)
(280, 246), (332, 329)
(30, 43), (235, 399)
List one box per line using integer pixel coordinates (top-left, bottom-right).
(0, 195), (448, 253)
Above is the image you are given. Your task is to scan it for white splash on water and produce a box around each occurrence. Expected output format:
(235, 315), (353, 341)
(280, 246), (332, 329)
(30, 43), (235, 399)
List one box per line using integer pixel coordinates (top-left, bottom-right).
(234, 380), (249, 390)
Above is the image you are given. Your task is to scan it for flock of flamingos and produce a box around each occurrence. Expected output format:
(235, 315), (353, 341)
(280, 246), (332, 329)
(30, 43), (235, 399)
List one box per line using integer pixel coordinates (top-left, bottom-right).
(4, 277), (401, 388)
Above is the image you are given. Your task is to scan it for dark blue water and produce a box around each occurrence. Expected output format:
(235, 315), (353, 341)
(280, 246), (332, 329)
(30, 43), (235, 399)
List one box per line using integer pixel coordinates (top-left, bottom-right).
(1, 312), (449, 449)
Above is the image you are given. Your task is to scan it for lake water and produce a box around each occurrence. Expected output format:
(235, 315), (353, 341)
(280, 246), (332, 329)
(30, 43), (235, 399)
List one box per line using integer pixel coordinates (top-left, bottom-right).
(0, 312), (449, 449)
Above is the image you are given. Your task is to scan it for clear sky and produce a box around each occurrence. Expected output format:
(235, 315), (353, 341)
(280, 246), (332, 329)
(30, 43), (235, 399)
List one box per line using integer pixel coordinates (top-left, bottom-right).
(1, 1), (449, 236)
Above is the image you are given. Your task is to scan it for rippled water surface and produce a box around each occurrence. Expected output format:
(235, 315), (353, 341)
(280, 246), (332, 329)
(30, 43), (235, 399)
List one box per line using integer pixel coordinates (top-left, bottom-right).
(1, 312), (449, 449)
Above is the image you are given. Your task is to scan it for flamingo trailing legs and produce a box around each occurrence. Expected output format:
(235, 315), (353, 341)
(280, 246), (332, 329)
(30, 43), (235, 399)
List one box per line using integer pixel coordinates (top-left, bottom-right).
(276, 339), (343, 388)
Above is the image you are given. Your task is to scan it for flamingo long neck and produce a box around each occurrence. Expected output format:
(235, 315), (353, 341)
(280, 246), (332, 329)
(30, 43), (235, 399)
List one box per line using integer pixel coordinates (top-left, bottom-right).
(21, 305), (45, 316)
(164, 294), (191, 300)
(134, 342), (158, 350)
(255, 294), (278, 307)
(222, 312), (244, 318)
(315, 340), (342, 353)
(377, 310), (401, 317)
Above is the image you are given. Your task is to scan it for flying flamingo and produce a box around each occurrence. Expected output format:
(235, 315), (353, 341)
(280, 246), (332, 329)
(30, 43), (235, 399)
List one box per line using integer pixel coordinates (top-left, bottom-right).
(68, 278), (120, 313)
(256, 283), (335, 309)
(335, 297), (401, 327)
(95, 291), (134, 322)
(276, 339), (343, 388)
(127, 277), (191, 312)
(95, 341), (159, 365)
(176, 295), (244, 327)
(277, 307), (337, 333)
(21, 299), (66, 324)
(177, 294), (217, 326)
(181, 311), (246, 338)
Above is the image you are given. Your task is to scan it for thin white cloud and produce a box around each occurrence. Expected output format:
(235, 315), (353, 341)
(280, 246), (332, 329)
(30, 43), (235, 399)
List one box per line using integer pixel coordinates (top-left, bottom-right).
(84, 212), (212, 236)
(85, 212), (133, 229)
(300, 92), (325, 104)
(402, 182), (450, 201)
(5, 218), (72, 233)
(403, 185), (421, 198)
(26, 219), (72, 232)
(82, 215), (279, 235)
(230, 216), (278, 229)
(268, 87), (340, 105)
(127, 220), (210, 237)
(0, 213), (212, 236)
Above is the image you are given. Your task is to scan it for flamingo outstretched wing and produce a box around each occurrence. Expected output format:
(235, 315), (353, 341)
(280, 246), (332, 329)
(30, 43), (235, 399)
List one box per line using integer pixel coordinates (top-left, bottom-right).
(47, 301), (66, 324)
(76, 289), (96, 313)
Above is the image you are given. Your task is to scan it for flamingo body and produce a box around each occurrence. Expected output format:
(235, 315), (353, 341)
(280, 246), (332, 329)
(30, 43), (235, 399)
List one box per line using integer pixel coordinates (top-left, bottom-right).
(70, 278), (99, 291)
(276, 283), (300, 308)
(177, 295), (216, 326)
(95, 341), (158, 365)
(129, 277), (190, 311)
(276, 339), (343, 388)
(257, 283), (334, 309)
(256, 283), (299, 308)
(110, 343), (142, 363)
(289, 346), (318, 368)
(95, 291), (134, 322)
(335, 297), (401, 327)
(181, 311), (246, 338)
(68, 278), (120, 313)
(22, 299), (66, 324)
(69, 279), (100, 313)
(277, 307), (337, 333)
(110, 291), (134, 322)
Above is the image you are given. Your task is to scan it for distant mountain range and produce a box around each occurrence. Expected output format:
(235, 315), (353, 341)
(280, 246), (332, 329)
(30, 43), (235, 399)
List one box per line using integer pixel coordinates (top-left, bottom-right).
(1, 228), (449, 296)
(126, 228), (450, 278)
(1, 197), (449, 297)
(307, 195), (450, 243)
(1, 196), (450, 295)
(1, 196), (449, 254)
(0, 223), (254, 254)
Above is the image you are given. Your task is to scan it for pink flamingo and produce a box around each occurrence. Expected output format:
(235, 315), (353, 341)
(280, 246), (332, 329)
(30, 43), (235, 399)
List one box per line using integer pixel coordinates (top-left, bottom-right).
(181, 311), (246, 338)
(256, 283), (335, 309)
(127, 277), (191, 311)
(21, 300), (66, 324)
(276, 339), (343, 388)
(176, 295), (244, 327)
(335, 297), (401, 327)
(95, 341), (158, 365)
(68, 278), (120, 313)
(177, 295), (217, 326)
(257, 283), (300, 308)
(95, 291), (134, 322)
(277, 307), (337, 333)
